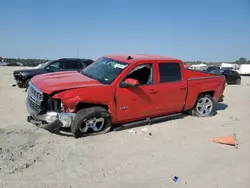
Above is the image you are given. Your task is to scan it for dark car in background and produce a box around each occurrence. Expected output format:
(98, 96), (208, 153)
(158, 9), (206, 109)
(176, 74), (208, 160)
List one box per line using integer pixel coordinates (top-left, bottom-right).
(222, 69), (241, 84)
(206, 66), (220, 73)
(13, 58), (94, 88)
(205, 66), (241, 85)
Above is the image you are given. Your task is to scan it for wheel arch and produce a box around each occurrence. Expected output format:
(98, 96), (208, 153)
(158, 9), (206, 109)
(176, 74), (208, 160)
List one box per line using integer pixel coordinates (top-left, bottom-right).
(190, 90), (215, 110)
(197, 90), (215, 98)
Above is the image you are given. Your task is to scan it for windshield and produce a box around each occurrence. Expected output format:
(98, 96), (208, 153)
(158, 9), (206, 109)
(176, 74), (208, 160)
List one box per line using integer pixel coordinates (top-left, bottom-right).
(81, 57), (129, 84)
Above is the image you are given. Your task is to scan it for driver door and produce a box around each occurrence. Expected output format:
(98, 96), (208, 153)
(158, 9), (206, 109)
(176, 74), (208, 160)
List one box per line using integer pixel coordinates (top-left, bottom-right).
(115, 62), (159, 123)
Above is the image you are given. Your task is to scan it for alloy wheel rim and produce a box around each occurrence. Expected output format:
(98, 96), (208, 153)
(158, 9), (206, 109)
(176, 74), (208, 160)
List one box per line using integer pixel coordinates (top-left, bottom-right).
(79, 117), (105, 133)
(196, 97), (213, 116)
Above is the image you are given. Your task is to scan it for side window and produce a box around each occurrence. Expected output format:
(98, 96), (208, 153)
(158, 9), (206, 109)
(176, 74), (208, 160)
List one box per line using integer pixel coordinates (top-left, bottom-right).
(81, 60), (93, 67)
(63, 61), (81, 70)
(158, 63), (181, 83)
(227, 70), (233, 75)
(46, 61), (64, 72)
(124, 64), (153, 85)
(85, 60), (94, 66)
(79, 61), (87, 69)
(223, 70), (228, 74)
(232, 71), (238, 76)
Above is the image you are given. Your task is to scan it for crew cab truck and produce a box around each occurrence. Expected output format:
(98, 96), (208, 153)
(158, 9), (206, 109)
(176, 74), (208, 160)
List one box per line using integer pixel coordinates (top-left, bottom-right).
(26, 54), (226, 138)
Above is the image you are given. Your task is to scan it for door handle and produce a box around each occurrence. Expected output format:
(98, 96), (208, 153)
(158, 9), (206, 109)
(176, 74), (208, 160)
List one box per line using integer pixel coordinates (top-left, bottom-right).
(149, 89), (157, 94)
(180, 86), (187, 90)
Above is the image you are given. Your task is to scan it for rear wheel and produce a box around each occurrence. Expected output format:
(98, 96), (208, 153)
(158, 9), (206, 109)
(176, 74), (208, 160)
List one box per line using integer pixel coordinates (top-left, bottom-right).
(191, 94), (216, 117)
(235, 78), (241, 85)
(71, 106), (112, 138)
(17, 82), (24, 88)
(24, 79), (31, 90)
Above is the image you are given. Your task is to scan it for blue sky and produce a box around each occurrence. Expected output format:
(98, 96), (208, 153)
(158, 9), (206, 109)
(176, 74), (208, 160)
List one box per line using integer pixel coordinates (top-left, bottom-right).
(1, 0), (250, 61)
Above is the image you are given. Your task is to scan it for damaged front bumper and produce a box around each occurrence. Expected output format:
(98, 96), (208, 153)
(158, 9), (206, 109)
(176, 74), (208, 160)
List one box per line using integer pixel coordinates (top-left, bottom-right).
(26, 97), (75, 132)
(13, 73), (24, 86)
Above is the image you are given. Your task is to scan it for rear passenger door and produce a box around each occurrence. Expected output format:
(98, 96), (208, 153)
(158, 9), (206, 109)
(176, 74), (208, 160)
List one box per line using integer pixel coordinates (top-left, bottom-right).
(63, 60), (82, 71)
(156, 62), (187, 114)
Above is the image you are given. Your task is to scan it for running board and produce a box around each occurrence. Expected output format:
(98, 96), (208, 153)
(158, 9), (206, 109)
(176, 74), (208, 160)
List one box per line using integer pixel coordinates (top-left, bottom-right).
(113, 113), (185, 132)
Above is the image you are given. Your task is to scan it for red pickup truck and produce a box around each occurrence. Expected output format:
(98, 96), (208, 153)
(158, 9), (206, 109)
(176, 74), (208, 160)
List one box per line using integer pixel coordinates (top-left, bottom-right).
(26, 54), (226, 138)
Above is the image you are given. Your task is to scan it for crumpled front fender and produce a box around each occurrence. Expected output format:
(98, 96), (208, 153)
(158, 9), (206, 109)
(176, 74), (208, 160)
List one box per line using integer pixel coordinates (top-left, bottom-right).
(51, 87), (115, 114)
(52, 90), (82, 112)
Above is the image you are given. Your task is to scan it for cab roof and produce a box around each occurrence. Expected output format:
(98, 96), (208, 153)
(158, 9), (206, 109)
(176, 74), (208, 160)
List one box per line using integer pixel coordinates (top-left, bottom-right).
(104, 54), (182, 64)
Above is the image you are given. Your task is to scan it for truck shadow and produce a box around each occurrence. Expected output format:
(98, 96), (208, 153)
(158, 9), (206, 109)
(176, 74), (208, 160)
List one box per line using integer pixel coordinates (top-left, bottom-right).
(112, 113), (188, 133)
(54, 114), (188, 137)
(216, 103), (228, 111)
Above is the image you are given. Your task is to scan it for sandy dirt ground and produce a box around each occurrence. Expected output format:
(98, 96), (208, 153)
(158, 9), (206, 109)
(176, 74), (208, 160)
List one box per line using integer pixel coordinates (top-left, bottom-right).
(0, 66), (250, 188)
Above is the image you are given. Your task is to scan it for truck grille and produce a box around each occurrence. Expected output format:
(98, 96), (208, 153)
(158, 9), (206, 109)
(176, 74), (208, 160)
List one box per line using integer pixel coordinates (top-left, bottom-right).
(27, 81), (44, 114)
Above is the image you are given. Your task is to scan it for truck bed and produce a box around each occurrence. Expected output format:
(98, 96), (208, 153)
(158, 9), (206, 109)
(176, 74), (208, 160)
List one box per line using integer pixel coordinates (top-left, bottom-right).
(184, 69), (219, 80)
(183, 69), (226, 111)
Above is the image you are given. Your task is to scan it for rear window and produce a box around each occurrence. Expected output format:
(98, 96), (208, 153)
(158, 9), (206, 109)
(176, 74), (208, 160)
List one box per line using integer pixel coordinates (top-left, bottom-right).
(158, 63), (182, 83)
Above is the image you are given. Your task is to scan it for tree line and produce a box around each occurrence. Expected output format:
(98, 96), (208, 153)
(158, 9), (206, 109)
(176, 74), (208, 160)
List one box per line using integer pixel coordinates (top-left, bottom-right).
(0, 57), (49, 67)
(0, 56), (250, 67)
(184, 58), (250, 66)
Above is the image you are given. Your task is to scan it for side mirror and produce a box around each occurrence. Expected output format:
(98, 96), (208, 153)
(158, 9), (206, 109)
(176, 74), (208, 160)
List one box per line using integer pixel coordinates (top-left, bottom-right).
(120, 78), (139, 88)
(46, 67), (50, 71)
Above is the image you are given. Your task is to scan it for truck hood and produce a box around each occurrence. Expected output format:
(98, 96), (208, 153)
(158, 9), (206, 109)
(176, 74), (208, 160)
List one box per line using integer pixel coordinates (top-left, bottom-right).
(31, 71), (103, 94)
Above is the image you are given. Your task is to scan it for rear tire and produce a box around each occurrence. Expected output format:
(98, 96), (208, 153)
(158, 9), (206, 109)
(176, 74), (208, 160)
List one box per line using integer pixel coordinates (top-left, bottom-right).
(191, 94), (216, 117)
(71, 106), (112, 138)
(17, 81), (24, 88)
(24, 79), (31, 89)
(235, 78), (241, 85)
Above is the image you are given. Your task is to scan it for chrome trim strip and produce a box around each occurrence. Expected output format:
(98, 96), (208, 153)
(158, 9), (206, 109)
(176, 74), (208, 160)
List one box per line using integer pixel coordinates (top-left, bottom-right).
(29, 81), (43, 95)
(26, 96), (41, 117)
(27, 81), (44, 114)
(27, 81), (43, 103)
